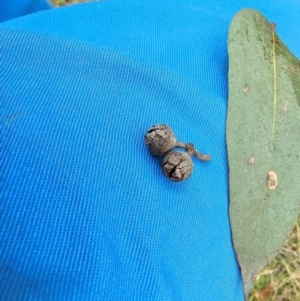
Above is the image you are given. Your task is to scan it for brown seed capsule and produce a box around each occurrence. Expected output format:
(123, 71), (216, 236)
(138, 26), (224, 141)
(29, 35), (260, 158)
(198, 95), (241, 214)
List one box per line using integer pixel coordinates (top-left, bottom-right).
(144, 124), (177, 156)
(162, 151), (194, 181)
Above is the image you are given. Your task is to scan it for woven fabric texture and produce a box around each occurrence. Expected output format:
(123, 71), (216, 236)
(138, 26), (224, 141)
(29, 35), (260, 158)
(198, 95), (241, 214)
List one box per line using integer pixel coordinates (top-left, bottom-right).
(1, 1), (299, 300)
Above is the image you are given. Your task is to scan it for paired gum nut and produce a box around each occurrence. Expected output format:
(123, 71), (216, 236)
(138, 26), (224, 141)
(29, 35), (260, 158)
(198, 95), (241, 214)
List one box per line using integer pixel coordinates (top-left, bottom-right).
(144, 124), (194, 181)
(162, 151), (193, 181)
(144, 124), (177, 156)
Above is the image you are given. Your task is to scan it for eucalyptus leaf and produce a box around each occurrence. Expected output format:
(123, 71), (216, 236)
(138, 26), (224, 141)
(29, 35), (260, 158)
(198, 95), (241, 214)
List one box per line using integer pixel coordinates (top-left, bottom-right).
(227, 9), (300, 297)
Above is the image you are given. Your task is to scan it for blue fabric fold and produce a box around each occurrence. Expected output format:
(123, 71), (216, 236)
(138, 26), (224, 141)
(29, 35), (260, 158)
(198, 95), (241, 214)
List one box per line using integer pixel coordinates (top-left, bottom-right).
(0, 0), (52, 22)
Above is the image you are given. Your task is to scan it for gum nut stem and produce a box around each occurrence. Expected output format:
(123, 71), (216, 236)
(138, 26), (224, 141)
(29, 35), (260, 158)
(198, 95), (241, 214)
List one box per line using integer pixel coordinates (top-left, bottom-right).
(176, 142), (211, 161)
(144, 124), (177, 156)
(162, 151), (194, 181)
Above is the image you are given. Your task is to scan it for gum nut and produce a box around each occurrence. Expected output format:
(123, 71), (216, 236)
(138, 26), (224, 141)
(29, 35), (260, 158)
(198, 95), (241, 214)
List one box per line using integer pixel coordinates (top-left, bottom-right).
(162, 151), (194, 181)
(144, 124), (177, 156)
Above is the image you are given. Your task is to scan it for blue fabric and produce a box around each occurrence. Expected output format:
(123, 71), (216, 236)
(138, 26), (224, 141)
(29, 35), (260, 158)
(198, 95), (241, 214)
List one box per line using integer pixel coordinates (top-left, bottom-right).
(1, 1), (299, 300)
(0, 0), (52, 22)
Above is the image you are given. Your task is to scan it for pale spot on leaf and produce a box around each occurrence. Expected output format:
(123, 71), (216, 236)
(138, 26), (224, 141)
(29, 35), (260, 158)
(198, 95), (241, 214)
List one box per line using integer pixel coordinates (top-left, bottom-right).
(243, 84), (250, 92)
(248, 157), (255, 164)
(266, 171), (278, 190)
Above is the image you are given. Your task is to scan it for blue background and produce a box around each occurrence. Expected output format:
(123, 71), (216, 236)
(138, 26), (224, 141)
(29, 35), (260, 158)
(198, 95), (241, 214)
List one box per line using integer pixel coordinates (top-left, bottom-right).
(1, 0), (299, 300)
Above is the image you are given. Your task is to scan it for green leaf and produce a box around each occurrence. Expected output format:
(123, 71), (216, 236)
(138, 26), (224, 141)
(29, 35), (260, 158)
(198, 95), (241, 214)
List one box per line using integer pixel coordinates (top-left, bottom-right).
(227, 9), (300, 297)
